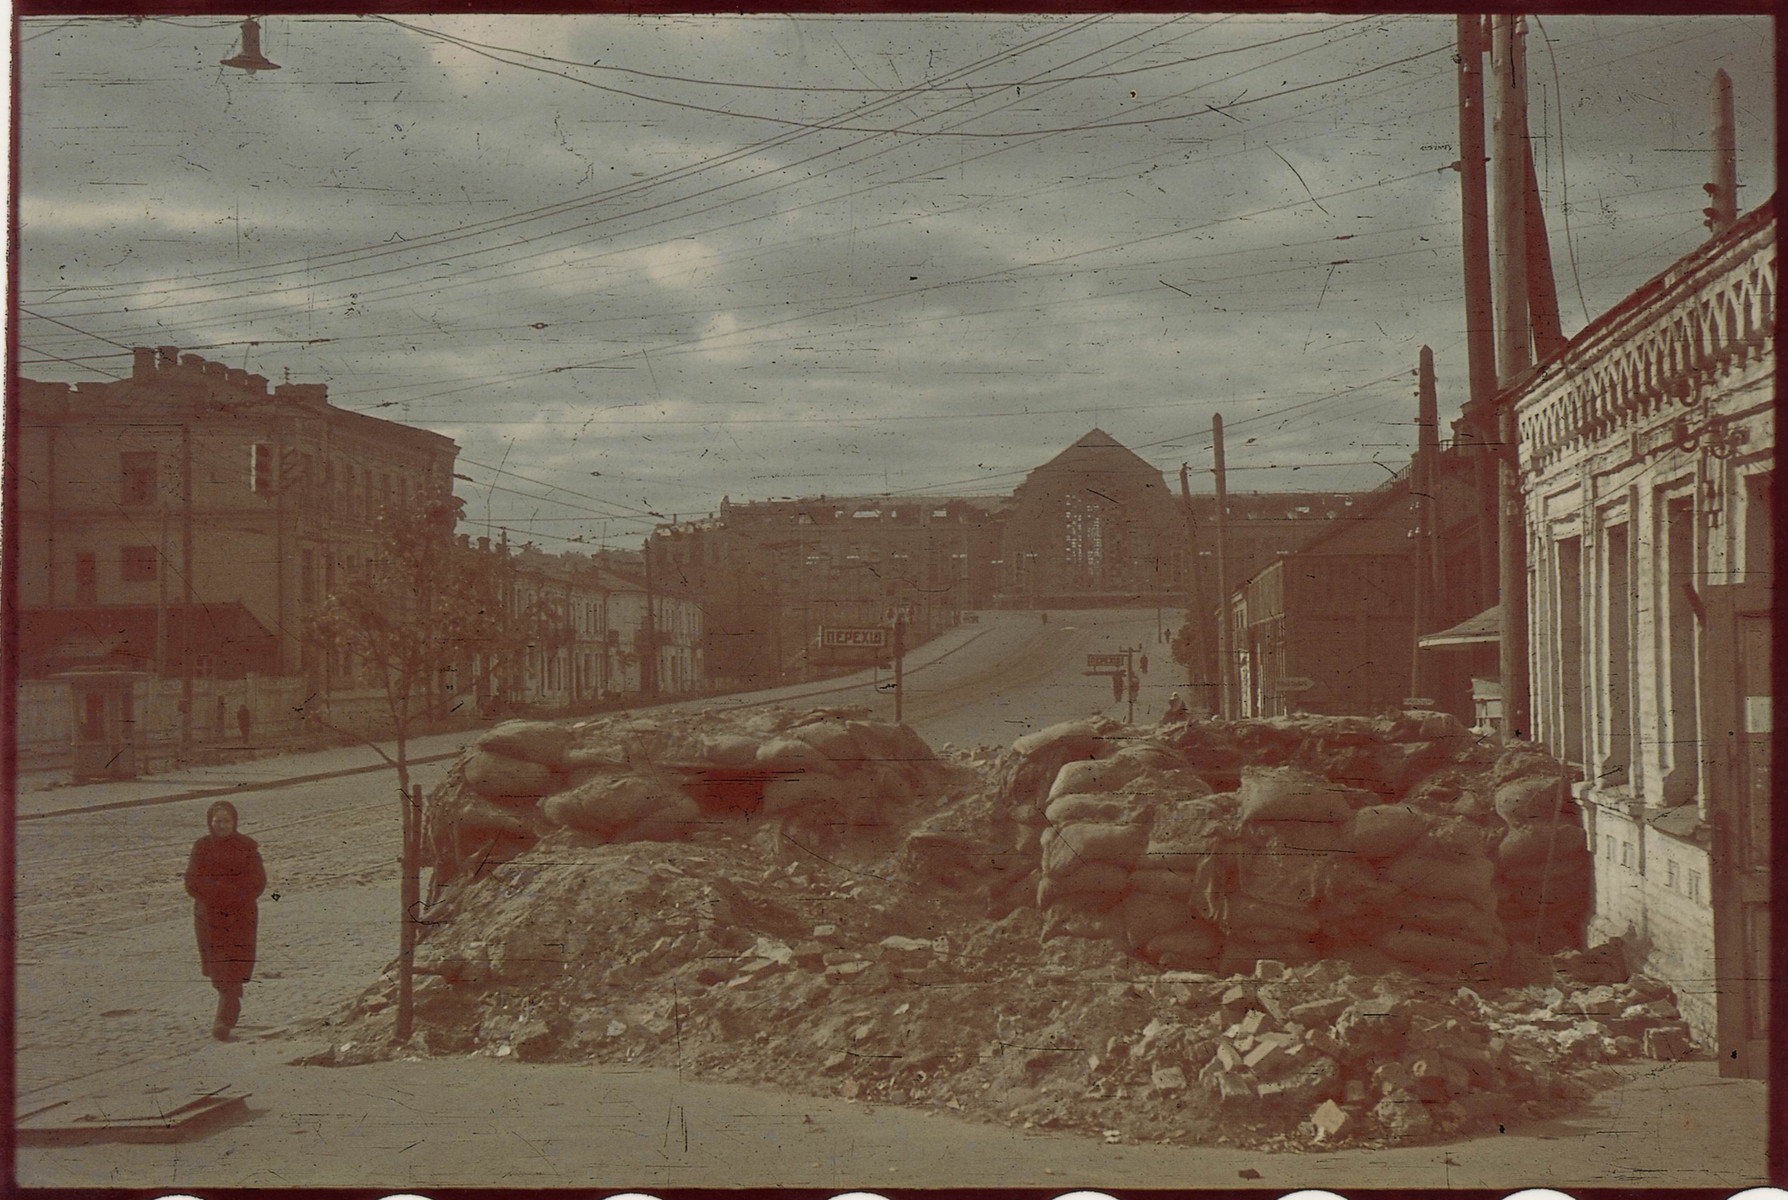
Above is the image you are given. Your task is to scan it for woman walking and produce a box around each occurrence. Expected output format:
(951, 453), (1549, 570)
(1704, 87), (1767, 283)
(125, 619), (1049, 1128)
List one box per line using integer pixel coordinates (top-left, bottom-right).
(184, 800), (267, 1040)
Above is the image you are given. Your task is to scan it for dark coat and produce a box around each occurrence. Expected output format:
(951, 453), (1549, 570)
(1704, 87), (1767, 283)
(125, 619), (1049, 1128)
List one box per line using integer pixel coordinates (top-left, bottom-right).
(185, 832), (267, 985)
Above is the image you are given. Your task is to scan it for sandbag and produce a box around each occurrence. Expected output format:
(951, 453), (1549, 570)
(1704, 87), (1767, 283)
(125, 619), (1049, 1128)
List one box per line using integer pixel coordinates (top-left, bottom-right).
(791, 720), (864, 765)
(701, 735), (761, 767)
(1376, 928), (1506, 976)
(1238, 766), (1356, 825)
(1397, 897), (1502, 945)
(1496, 822), (1587, 869)
(1122, 890), (1192, 950)
(1343, 804), (1431, 861)
(755, 737), (841, 777)
(1129, 865), (1197, 897)
(1049, 756), (1145, 801)
(1385, 846), (1496, 904)
(464, 749), (561, 804)
(1144, 923), (1221, 967)
(1012, 718), (1117, 761)
(1107, 740), (1183, 771)
(1037, 866), (1129, 910)
(1115, 766), (1214, 803)
(1043, 821), (1149, 873)
(617, 792), (707, 842)
(477, 719), (574, 766)
(1224, 895), (1320, 938)
(1494, 774), (1567, 825)
(541, 774), (676, 834)
(1044, 792), (1152, 827)
(1236, 847), (1326, 907)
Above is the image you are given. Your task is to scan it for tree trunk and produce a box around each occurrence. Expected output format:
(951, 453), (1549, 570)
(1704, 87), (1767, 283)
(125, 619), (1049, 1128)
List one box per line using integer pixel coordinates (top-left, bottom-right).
(393, 703), (418, 1045)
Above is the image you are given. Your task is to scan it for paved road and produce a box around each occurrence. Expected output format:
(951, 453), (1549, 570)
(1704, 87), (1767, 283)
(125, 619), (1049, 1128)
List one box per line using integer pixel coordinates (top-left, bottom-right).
(12, 607), (1769, 1189)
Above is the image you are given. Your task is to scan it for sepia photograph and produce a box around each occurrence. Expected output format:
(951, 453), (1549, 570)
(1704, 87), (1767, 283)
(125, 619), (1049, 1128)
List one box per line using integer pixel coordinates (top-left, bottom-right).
(8, 7), (1778, 1192)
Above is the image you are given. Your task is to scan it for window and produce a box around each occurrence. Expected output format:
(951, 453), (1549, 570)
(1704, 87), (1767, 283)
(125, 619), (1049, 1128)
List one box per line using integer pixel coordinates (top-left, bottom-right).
(120, 545), (158, 583)
(1687, 870), (1702, 902)
(1556, 536), (1584, 765)
(1602, 522), (1632, 785)
(75, 553), (98, 603)
(120, 451), (157, 504)
(250, 443), (274, 493)
(1743, 472), (1773, 584)
(1666, 860), (1680, 890)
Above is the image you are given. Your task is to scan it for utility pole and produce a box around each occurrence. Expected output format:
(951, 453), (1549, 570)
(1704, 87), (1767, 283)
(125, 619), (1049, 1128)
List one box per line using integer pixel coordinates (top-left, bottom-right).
(1411, 346), (1439, 703)
(180, 424), (195, 753)
(1704, 68), (1738, 235)
(1455, 13), (1501, 617)
(1178, 463), (1212, 713)
(1523, 140), (1566, 360)
(892, 614), (906, 724)
(1212, 414), (1234, 720)
(1490, 13), (1533, 740)
(642, 537), (658, 698)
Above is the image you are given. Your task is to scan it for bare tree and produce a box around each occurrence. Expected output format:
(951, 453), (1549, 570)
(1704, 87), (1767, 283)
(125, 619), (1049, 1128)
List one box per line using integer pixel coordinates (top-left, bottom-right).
(308, 490), (558, 1042)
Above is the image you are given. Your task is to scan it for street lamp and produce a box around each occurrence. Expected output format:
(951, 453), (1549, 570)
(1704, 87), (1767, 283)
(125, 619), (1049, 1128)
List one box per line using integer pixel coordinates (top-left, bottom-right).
(221, 17), (281, 73)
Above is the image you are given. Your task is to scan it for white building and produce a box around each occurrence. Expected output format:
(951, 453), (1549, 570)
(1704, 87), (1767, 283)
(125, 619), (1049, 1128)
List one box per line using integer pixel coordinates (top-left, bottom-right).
(1514, 198), (1773, 1074)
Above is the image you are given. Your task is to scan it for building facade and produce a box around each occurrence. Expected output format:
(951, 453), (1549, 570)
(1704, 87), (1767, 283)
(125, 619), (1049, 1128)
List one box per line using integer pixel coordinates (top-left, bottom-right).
(17, 347), (459, 765)
(1514, 200), (1774, 1069)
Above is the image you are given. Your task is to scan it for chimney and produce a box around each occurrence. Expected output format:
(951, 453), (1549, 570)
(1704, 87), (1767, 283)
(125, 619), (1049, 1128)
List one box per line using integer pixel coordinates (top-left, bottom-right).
(158, 345), (180, 369)
(478, 537), (491, 553)
(245, 373), (269, 395)
(132, 347), (155, 379)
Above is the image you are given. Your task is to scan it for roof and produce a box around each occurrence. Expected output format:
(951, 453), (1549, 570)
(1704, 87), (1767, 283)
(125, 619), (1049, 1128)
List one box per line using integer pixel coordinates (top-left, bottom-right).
(1418, 605), (1502, 648)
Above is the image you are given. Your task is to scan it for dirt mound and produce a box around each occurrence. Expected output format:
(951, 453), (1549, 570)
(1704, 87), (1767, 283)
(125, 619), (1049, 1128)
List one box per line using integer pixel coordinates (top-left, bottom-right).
(310, 712), (1694, 1152)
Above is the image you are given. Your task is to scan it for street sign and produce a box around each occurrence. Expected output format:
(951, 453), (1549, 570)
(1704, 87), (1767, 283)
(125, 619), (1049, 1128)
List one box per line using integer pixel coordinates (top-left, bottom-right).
(1086, 653), (1126, 668)
(1280, 676), (1317, 692)
(822, 626), (890, 649)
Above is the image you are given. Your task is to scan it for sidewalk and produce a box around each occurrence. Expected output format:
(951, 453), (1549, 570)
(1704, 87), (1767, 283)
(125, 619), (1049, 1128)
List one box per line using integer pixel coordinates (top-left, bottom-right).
(14, 1041), (1768, 1190)
(13, 727), (480, 821)
(12, 618), (997, 822)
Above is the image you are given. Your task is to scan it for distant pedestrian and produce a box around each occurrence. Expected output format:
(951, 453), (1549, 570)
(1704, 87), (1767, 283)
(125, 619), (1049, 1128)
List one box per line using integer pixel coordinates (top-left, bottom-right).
(1163, 692), (1188, 723)
(184, 800), (267, 1041)
(236, 704), (252, 745)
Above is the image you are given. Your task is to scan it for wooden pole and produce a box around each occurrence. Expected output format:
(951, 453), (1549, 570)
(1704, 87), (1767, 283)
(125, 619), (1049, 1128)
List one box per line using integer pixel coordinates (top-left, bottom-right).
(1456, 14), (1501, 616)
(893, 616), (906, 724)
(396, 781), (421, 1044)
(1523, 139), (1566, 360)
(1178, 463), (1213, 714)
(1705, 68), (1738, 235)
(1212, 414), (1233, 720)
(1491, 14), (1533, 740)
(1411, 346), (1438, 703)
(180, 424), (195, 752)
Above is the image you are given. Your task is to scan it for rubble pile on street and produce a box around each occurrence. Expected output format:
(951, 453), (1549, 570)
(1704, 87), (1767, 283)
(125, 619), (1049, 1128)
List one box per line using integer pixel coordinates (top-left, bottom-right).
(306, 708), (1692, 1151)
(1007, 712), (1594, 982)
(422, 707), (972, 890)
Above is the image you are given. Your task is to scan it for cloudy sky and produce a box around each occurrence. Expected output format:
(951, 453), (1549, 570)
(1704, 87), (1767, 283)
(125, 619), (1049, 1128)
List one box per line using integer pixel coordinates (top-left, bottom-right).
(16, 12), (1774, 551)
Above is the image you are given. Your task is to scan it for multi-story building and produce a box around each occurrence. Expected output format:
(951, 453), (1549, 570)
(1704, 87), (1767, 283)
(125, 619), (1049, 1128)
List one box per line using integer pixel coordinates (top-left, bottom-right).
(1514, 199), (1773, 1070)
(16, 346), (458, 768)
(499, 545), (705, 709)
(653, 429), (1370, 691)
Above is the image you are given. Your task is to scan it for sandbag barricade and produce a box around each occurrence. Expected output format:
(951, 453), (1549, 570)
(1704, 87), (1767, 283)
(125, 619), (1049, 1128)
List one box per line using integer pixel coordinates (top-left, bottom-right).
(1014, 716), (1589, 983)
(426, 706), (958, 887)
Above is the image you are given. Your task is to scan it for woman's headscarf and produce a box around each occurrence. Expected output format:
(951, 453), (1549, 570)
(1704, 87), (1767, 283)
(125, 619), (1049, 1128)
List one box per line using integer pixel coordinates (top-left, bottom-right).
(206, 800), (240, 833)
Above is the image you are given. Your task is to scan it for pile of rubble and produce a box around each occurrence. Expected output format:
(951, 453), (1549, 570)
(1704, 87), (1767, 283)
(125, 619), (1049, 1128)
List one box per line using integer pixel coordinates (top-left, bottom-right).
(306, 707), (1696, 1151)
